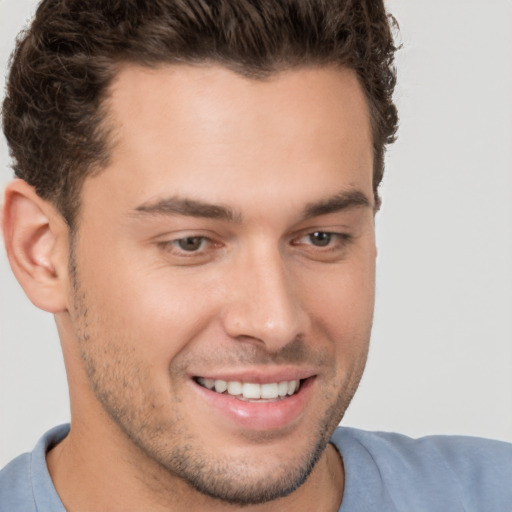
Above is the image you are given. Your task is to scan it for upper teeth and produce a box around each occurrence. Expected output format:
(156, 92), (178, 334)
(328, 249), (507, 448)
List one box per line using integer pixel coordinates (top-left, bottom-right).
(197, 378), (300, 400)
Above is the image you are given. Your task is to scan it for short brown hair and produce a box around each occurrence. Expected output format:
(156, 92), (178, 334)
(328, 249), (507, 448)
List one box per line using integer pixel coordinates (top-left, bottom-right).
(2, 0), (398, 226)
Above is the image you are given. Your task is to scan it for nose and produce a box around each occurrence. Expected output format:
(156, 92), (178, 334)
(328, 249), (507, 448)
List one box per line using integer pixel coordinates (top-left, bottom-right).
(220, 246), (309, 352)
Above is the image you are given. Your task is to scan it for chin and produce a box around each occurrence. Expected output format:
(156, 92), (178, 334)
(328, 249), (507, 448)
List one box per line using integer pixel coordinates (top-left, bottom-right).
(159, 431), (329, 506)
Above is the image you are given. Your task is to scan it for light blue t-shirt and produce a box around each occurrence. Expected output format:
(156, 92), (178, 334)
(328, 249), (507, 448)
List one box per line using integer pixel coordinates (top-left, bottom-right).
(1, 424), (511, 511)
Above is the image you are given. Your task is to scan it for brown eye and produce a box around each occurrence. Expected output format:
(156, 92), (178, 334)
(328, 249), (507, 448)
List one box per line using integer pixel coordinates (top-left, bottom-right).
(175, 237), (205, 251)
(308, 232), (332, 247)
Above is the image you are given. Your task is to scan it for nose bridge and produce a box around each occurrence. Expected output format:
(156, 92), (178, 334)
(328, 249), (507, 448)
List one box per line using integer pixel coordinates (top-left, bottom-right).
(221, 243), (307, 350)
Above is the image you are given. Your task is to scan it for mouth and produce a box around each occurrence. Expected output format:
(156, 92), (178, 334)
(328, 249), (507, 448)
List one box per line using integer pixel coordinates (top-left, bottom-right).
(194, 377), (303, 402)
(191, 373), (316, 430)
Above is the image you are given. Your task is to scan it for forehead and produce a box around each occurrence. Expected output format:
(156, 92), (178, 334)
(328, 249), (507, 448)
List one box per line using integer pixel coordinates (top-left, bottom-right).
(84, 63), (373, 217)
(106, 63), (371, 151)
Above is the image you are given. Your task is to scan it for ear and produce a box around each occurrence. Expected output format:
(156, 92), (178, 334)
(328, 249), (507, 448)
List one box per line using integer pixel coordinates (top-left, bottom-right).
(2, 179), (70, 313)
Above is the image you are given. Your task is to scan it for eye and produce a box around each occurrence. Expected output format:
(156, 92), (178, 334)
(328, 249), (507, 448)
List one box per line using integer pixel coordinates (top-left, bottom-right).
(299, 231), (348, 248)
(307, 231), (333, 247)
(155, 234), (223, 266)
(173, 236), (208, 252)
(291, 230), (353, 261)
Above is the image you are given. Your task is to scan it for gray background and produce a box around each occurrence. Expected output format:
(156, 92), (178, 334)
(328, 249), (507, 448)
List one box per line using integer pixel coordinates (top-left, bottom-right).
(1, 0), (511, 466)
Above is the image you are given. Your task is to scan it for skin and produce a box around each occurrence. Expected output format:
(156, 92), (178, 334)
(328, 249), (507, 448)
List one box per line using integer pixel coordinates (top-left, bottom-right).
(3, 64), (376, 511)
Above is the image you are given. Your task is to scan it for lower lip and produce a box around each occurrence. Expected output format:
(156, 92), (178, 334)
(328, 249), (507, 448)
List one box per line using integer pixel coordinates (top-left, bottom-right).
(192, 378), (315, 431)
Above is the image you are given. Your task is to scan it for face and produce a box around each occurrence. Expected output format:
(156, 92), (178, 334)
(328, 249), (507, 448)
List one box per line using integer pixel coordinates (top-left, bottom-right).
(64, 64), (376, 505)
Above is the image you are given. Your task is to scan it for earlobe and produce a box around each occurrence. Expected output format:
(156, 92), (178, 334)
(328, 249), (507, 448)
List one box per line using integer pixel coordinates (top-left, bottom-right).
(2, 179), (70, 313)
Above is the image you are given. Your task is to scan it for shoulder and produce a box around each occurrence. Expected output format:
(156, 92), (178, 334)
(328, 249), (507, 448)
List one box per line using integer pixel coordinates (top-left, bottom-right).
(330, 427), (512, 512)
(0, 453), (35, 512)
(0, 425), (69, 512)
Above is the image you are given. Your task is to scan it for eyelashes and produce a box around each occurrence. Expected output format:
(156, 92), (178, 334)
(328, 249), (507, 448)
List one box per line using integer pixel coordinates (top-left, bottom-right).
(156, 230), (354, 265)
(293, 231), (352, 249)
(172, 236), (210, 252)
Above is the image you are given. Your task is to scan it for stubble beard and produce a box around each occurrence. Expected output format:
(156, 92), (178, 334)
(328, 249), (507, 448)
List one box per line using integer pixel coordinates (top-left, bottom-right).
(68, 246), (368, 506)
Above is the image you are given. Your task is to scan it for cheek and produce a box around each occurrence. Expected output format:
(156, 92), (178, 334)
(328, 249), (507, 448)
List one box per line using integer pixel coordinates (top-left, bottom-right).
(75, 244), (222, 367)
(298, 248), (375, 366)
(303, 256), (375, 327)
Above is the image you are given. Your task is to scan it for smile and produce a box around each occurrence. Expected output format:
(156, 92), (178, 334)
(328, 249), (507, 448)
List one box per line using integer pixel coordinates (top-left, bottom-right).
(195, 377), (301, 402)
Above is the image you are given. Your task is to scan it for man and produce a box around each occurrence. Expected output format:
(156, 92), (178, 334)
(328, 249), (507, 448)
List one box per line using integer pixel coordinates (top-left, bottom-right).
(0, 1), (510, 511)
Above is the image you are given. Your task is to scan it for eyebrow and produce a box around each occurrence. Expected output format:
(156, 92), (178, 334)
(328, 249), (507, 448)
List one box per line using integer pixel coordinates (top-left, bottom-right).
(301, 190), (372, 220)
(132, 189), (371, 222)
(133, 197), (241, 222)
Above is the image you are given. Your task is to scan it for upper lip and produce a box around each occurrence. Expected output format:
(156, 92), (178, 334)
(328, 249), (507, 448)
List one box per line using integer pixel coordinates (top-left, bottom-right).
(191, 367), (317, 384)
